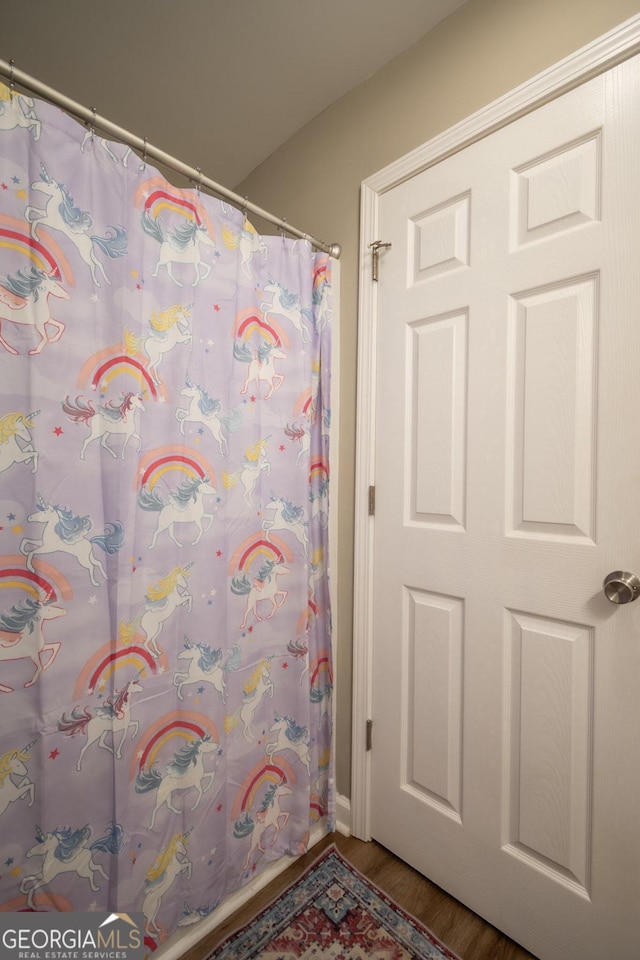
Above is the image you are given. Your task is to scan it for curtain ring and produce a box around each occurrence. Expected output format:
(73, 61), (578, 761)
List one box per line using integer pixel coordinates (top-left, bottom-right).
(89, 106), (97, 140)
(242, 197), (248, 227)
(9, 59), (15, 92)
(280, 217), (288, 243)
(140, 136), (148, 171)
(195, 166), (202, 195)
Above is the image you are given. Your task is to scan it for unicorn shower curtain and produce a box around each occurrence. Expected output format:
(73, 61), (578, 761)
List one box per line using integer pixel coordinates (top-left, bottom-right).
(0, 82), (333, 951)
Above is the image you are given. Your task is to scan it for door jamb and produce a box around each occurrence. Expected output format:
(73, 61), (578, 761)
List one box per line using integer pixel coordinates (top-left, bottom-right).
(351, 13), (640, 841)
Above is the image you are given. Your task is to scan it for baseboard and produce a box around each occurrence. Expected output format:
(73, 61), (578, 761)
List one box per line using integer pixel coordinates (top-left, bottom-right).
(155, 821), (330, 960)
(334, 793), (351, 836)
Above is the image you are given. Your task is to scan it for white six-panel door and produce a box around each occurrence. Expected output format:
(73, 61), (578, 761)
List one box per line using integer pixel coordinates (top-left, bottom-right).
(370, 53), (640, 960)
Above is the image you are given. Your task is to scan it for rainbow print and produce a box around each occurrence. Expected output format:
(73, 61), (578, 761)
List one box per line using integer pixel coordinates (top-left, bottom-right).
(313, 257), (330, 291)
(134, 177), (215, 237)
(0, 215), (74, 285)
(232, 307), (288, 348)
(231, 758), (297, 820)
(310, 652), (333, 690)
(296, 602), (317, 636)
(129, 711), (219, 781)
(137, 445), (216, 491)
(310, 747), (331, 822)
(0, 556), (72, 604)
(293, 389), (313, 419)
(76, 345), (163, 401)
(72, 640), (165, 699)
(228, 531), (293, 577)
(309, 455), (329, 486)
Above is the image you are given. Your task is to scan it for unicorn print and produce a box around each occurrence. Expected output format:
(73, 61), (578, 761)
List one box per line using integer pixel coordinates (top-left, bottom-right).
(310, 476), (330, 530)
(222, 221), (267, 277)
(57, 677), (144, 771)
(25, 164), (127, 286)
(287, 636), (310, 686)
(62, 392), (145, 460)
(175, 377), (242, 456)
(222, 438), (271, 507)
(0, 85), (41, 139)
(20, 495), (124, 587)
(262, 493), (309, 555)
(141, 209), (216, 286)
(0, 741), (36, 817)
(231, 559), (290, 629)
(125, 304), (192, 385)
(233, 340), (286, 400)
(224, 659), (274, 741)
(234, 781), (293, 870)
(20, 822), (124, 909)
(173, 638), (241, 702)
(261, 276), (313, 342)
(0, 596), (65, 693)
(265, 714), (311, 773)
(135, 736), (220, 830)
(311, 771), (330, 822)
(178, 901), (217, 928)
(313, 275), (332, 332)
(0, 267), (69, 355)
(80, 129), (132, 166)
(308, 545), (326, 605)
(138, 475), (218, 548)
(141, 832), (192, 937)
(311, 674), (333, 721)
(119, 565), (193, 659)
(0, 410), (40, 474)
(284, 421), (311, 467)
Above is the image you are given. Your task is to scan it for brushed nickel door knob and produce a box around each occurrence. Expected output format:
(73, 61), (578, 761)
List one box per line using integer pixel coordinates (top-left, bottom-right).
(603, 571), (640, 604)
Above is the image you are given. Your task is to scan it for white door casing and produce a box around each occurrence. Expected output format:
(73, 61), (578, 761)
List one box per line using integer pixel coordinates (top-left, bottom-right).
(353, 16), (640, 960)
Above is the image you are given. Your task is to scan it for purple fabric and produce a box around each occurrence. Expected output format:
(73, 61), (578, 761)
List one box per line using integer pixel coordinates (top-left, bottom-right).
(0, 82), (333, 950)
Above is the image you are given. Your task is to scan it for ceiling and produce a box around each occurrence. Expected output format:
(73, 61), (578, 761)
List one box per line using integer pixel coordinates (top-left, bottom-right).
(1, 0), (466, 190)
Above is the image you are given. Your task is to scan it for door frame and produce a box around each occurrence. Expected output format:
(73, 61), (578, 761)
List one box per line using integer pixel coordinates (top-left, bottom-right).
(352, 13), (640, 842)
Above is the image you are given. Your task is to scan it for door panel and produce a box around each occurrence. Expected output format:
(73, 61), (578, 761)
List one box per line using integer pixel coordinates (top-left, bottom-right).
(371, 54), (640, 960)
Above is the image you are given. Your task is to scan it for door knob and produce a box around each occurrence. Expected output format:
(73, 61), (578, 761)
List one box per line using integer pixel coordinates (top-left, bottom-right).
(603, 571), (640, 604)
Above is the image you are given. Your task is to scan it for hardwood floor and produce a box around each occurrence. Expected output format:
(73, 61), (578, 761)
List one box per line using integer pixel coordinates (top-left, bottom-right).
(181, 832), (538, 960)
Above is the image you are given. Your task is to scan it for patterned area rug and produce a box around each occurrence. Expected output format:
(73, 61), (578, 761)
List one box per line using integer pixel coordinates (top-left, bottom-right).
(207, 843), (462, 959)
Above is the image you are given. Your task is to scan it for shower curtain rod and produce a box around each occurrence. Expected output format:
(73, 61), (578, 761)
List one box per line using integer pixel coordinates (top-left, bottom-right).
(0, 57), (341, 259)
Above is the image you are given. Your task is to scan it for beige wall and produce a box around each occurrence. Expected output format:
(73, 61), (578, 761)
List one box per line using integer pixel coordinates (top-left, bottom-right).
(237, 0), (639, 798)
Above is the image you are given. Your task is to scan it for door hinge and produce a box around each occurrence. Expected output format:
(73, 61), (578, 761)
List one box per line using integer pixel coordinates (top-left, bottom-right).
(368, 485), (375, 516)
(369, 240), (392, 281)
(366, 719), (373, 752)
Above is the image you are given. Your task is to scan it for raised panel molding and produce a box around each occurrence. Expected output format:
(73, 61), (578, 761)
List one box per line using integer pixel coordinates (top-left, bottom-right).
(511, 132), (602, 247)
(402, 588), (463, 820)
(409, 192), (471, 284)
(408, 310), (468, 528)
(507, 274), (598, 540)
(504, 610), (593, 893)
